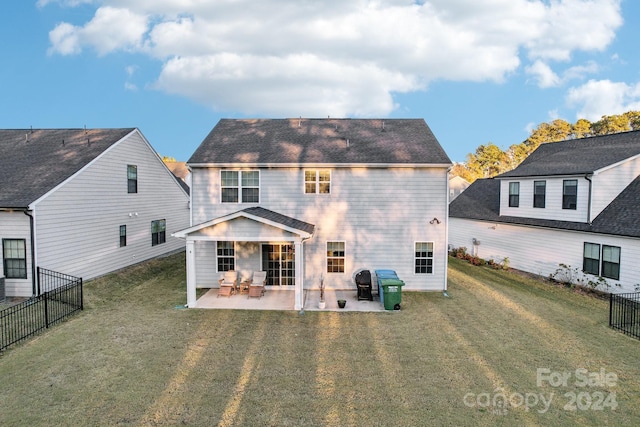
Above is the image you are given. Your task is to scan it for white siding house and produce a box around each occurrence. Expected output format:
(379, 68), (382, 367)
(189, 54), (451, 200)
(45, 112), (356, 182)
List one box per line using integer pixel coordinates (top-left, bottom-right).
(449, 130), (640, 293)
(174, 118), (452, 309)
(0, 128), (190, 297)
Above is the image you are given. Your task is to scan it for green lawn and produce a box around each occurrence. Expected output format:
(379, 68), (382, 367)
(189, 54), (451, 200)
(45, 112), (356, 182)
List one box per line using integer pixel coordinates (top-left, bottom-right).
(0, 254), (638, 426)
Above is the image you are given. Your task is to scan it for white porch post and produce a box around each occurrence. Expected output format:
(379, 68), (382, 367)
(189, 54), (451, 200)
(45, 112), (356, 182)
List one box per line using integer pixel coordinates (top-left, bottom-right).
(294, 240), (303, 310)
(186, 239), (197, 307)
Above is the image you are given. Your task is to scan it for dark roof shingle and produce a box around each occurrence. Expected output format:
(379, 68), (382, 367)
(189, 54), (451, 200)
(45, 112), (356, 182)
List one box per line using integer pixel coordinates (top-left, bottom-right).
(0, 128), (135, 208)
(498, 130), (640, 178)
(449, 176), (640, 238)
(188, 118), (451, 165)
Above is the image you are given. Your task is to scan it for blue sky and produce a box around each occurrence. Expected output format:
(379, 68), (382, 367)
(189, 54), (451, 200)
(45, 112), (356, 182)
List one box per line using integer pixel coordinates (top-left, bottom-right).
(1, 1), (639, 163)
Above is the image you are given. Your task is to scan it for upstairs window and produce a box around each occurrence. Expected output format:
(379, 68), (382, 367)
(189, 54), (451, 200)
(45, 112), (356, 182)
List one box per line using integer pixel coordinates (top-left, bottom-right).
(533, 181), (546, 208)
(563, 180), (577, 210)
(415, 242), (434, 274)
(217, 241), (235, 272)
(326, 241), (345, 273)
(305, 170), (331, 194)
(151, 219), (166, 246)
(508, 182), (520, 207)
(2, 239), (27, 279)
(221, 170), (259, 203)
(127, 165), (138, 193)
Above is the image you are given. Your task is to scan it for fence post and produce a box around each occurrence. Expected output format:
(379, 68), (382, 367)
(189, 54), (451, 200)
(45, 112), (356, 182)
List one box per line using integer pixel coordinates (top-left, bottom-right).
(609, 293), (613, 328)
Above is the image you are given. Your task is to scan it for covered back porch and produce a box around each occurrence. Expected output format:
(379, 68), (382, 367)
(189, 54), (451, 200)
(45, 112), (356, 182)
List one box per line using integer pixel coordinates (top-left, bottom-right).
(173, 207), (316, 310)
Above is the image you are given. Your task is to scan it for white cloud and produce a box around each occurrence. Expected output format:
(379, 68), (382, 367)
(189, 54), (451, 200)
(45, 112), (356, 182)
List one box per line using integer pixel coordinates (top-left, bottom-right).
(526, 60), (599, 88)
(46, 0), (624, 116)
(526, 60), (561, 88)
(566, 79), (640, 121)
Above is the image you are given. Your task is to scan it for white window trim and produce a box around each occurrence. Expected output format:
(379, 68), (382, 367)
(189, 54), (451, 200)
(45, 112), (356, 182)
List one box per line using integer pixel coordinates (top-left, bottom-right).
(304, 169), (331, 194)
(414, 241), (435, 275)
(220, 170), (260, 204)
(326, 240), (345, 274)
(216, 241), (236, 273)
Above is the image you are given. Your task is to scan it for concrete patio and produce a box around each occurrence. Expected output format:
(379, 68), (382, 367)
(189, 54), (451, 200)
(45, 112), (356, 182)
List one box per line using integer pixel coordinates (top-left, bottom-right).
(193, 288), (387, 312)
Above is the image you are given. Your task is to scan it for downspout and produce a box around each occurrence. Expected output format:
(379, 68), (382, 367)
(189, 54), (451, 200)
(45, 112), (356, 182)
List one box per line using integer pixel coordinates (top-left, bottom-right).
(23, 209), (37, 296)
(444, 165), (453, 294)
(585, 174), (593, 224)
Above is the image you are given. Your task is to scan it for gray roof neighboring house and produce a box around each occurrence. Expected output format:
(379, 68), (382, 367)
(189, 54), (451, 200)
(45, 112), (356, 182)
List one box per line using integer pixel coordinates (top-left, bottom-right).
(450, 174), (640, 238)
(0, 128), (135, 208)
(188, 118), (451, 166)
(498, 130), (640, 178)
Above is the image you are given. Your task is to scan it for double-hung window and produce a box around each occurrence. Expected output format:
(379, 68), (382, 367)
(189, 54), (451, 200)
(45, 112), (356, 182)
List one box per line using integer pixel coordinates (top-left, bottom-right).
(217, 241), (235, 271)
(415, 242), (434, 274)
(509, 182), (520, 207)
(221, 170), (259, 203)
(2, 239), (27, 279)
(582, 243), (621, 280)
(533, 180), (546, 208)
(602, 245), (621, 280)
(563, 179), (577, 210)
(326, 242), (345, 273)
(151, 219), (166, 246)
(305, 170), (331, 194)
(127, 165), (138, 193)
(583, 243), (600, 275)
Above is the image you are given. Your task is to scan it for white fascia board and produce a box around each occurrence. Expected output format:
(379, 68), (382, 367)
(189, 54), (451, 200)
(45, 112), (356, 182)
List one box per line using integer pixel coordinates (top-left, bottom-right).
(187, 162), (452, 169)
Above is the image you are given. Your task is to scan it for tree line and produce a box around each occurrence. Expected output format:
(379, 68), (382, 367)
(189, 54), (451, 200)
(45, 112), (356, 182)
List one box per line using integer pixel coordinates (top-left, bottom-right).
(452, 111), (640, 183)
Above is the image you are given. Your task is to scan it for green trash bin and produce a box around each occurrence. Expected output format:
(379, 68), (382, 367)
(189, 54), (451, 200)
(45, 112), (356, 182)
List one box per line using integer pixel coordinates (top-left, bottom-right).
(380, 278), (404, 310)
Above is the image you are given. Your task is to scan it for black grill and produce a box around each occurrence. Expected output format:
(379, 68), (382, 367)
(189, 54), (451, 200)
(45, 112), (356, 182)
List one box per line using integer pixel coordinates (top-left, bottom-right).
(355, 270), (373, 301)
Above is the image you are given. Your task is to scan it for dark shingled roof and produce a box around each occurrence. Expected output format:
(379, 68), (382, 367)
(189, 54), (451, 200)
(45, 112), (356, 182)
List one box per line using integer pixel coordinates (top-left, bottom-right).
(242, 207), (315, 235)
(188, 118), (451, 165)
(0, 128), (135, 208)
(498, 130), (640, 178)
(449, 176), (640, 238)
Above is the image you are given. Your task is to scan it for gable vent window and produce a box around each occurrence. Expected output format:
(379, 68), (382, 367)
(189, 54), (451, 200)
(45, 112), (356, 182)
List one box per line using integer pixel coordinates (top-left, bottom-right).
(508, 182), (520, 207)
(221, 170), (259, 203)
(127, 165), (138, 193)
(563, 179), (577, 210)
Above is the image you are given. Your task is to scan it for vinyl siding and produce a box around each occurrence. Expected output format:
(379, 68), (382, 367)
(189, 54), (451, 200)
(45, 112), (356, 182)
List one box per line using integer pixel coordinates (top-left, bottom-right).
(499, 177), (589, 222)
(449, 217), (640, 293)
(591, 157), (640, 218)
(32, 130), (190, 280)
(190, 166), (449, 291)
(0, 211), (33, 296)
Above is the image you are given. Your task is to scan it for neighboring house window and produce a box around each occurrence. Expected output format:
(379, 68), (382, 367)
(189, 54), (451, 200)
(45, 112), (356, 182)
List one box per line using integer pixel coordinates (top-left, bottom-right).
(120, 225), (127, 247)
(602, 245), (621, 280)
(217, 241), (235, 271)
(221, 170), (259, 203)
(305, 170), (331, 194)
(582, 243), (621, 280)
(583, 242), (600, 276)
(509, 182), (520, 207)
(563, 179), (577, 210)
(415, 242), (434, 274)
(127, 165), (138, 193)
(327, 242), (345, 273)
(533, 180), (546, 208)
(151, 219), (166, 246)
(2, 239), (27, 279)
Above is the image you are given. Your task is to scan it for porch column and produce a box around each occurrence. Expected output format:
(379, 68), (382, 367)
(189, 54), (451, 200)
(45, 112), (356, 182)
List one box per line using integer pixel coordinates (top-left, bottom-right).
(294, 240), (303, 310)
(186, 239), (197, 307)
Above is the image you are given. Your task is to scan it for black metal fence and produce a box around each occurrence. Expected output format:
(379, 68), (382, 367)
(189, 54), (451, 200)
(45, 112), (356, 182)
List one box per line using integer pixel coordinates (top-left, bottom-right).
(0, 268), (83, 352)
(609, 292), (640, 339)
